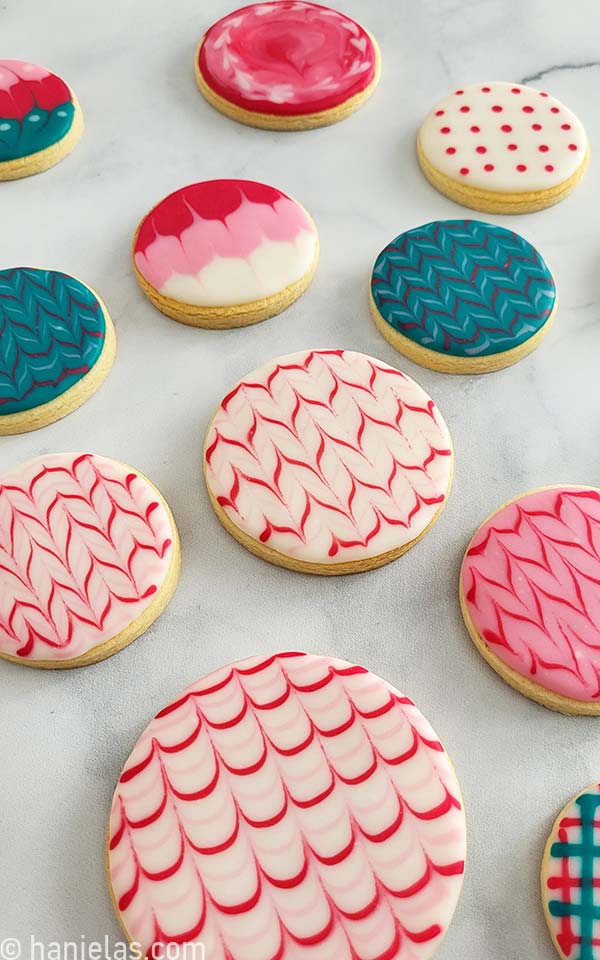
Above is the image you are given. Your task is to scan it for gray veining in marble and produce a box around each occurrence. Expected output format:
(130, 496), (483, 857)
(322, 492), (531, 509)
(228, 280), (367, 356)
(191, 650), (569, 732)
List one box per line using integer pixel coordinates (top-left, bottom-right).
(1, 1), (600, 957)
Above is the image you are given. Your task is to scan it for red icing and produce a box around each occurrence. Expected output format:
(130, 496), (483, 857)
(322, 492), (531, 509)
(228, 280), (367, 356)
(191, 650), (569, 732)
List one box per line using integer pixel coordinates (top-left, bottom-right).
(198, 1), (377, 117)
(0, 60), (71, 120)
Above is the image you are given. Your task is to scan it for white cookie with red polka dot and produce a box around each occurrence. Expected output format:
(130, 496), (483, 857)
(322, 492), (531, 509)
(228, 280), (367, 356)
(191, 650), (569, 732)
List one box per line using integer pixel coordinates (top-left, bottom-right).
(418, 81), (588, 213)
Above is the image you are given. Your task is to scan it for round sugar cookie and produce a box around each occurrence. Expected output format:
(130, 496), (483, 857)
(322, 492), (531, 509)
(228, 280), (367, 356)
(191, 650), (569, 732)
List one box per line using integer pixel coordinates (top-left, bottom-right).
(542, 784), (600, 960)
(108, 652), (467, 960)
(418, 82), (589, 214)
(370, 220), (557, 374)
(0, 59), (83, 180)
(133, 179), (319, 328)
(195, 1), (380, 131)
(204, 349), (453, 575)
(460, 486), (600, 714)
(0, 268), (116, 434)
(0, 453), (180, 668)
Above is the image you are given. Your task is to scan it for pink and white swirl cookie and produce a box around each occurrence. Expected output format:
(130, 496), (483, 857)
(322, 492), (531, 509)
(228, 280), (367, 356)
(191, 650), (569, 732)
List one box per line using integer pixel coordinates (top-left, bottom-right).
(460, 486), (600, 714)
(108, 652), (467, 960)
(0, 453), (180, 669)
(418, 82), (589, 213)
(195, 1), (380, 130)
(203, 349), (453, 574)
(133, 179), (319, 328)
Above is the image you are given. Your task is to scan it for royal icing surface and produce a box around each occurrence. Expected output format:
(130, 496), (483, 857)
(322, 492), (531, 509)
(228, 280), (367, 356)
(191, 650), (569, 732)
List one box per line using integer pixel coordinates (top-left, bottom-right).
(461, 487), (600, 702)
(371, 220), (556, 358)
(543, 785), (600, 960)
(109, 652), (466, 960)
(419, 82), (587, 192)
(134, 180), (317, 307)
(0, 59), (75, 162)
(205, 349), (452, 565)
(198, 1), (377, 116)
(0, 454), (174, 662)
(0, 268), (107, 416)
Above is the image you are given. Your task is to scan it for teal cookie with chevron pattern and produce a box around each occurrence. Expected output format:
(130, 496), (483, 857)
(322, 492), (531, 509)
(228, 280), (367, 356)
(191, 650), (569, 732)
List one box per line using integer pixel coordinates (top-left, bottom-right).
(370, 219), (557, 374)
(0, 268), (116, 435)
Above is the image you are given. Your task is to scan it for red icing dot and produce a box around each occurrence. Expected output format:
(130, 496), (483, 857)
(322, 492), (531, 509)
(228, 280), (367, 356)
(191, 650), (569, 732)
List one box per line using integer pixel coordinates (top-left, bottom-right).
(568, 143), (578, 150)
(545, 164), (554, 171)
(470, 125), (480, 133)
(440, 126), (451, 134)
(491, 104), (503, 112)
(501, 124), (512, 132)
(507, 143), (518, 151)
(511, 87), (521, 94)
(460, 105), (470, 112)
(522, 105), (534, 113)
(516, 163), (527, 171)
(551, 106), (560, 113)
(538, 144), (549, 152)
(476, 145), (487, 154)
(484, 163), (494, 171)
(435, 109), (445, 116)
(481, 86), (491, 92)
(532, 123), (542, 131)
(455, 89), (464, 95)
(540, 91), (549, 97)
(459, 167), (469, 175)
(561, 123), (572, 130)
(446, 146), (456, 154)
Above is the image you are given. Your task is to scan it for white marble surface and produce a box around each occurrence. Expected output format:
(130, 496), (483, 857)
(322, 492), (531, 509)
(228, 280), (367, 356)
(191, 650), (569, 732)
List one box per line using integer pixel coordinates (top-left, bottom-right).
(1, 0), (600, 957)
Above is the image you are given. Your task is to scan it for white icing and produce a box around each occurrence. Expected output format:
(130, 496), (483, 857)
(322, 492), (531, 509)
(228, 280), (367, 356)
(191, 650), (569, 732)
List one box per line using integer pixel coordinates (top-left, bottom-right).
(419, 81), (587, 191)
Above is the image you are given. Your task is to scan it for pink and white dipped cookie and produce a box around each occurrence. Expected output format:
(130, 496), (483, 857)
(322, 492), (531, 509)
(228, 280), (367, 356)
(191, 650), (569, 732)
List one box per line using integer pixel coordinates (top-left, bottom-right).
(203, 349), (453, 574)
(460, 486), (600, 714)
(0, 453), (180, 668)
(108, 652), (467, 960)
(133, 179), (319, 328)
(195, 2), (380, 130)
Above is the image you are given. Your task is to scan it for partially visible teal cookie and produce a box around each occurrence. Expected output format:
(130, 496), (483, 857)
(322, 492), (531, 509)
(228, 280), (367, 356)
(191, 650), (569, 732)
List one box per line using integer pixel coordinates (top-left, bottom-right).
(370, 219), (557, 374)
(0, 60), (83, 179)
(0, 269), (116, 434)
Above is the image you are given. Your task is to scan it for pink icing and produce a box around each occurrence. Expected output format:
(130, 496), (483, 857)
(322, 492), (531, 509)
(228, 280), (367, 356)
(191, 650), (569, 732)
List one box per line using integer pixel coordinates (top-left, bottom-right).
(108, 652), (466, 960)
(134, 179), (315, 298)
(0, 453), (175, 662)
(0, 59), (71, 120)
(461, 487), (600, 701)
(198, 1), (377, 116)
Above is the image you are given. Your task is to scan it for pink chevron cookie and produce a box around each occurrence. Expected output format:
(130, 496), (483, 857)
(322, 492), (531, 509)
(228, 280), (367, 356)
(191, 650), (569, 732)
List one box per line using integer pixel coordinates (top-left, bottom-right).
(418, 82), (589, 213)
(0, 453), (180, 668)
(460, 486), (600, 714)
(133, 179), (318, 328)
(195, 2), (380, 131)
(108, 652), (467, 960)
(203, 349), (453, 574)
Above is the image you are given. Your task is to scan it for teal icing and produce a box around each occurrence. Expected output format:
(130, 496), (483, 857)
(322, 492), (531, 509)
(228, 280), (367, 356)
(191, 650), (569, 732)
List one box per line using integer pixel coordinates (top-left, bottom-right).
(371, 219), (556, 358)
(0, 268), (106, 416)
(0, 101), (75, 162)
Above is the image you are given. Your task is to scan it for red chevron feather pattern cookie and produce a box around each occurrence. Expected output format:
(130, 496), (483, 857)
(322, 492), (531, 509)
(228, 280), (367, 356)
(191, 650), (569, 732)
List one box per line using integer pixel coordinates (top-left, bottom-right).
(0, 453), (180, 667)
(108, 652), (466, 960)
(204, 349), (453, 574)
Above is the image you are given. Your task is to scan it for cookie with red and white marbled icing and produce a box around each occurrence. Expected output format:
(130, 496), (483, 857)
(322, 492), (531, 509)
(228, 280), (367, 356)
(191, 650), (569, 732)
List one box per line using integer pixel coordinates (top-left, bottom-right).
(133, 180), (319, 328)
(204, 349), (453, 574)
(0, 453), (180, 668)
(460, 486), (600, 714)
(108, 652), (467, 960)
(195, 1), (380, 130)
(418, 82), (588, 213)
(0, 59), (83, 180)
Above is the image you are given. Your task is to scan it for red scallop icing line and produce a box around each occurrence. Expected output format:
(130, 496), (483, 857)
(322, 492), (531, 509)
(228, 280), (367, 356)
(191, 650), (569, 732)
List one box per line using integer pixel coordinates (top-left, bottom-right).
(204, 349), (452, 564)
(198, 1), (377, 116)
(0, 59), (72, 120)
(0, 453), (173, 661)
(462, 487), (600, 701)
(108, 653), (466, 960)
